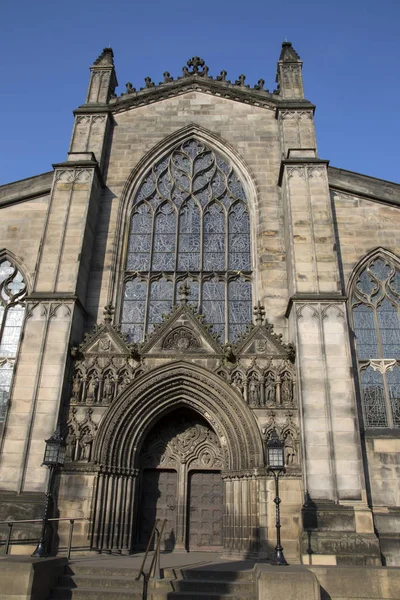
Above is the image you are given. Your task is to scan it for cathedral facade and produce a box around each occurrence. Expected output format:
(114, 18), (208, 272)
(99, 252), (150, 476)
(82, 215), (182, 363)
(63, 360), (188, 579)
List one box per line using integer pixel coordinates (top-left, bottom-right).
(0, 43), (399, 566)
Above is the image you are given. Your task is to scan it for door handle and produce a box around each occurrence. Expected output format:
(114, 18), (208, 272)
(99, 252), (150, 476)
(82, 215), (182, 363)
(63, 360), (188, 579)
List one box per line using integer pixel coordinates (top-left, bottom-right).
(167, 505), (175, 510)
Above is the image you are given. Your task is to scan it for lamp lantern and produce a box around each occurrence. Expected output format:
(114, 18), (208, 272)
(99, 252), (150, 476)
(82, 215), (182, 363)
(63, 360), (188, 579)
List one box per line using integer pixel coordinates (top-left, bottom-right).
(266, 429), (288, 566)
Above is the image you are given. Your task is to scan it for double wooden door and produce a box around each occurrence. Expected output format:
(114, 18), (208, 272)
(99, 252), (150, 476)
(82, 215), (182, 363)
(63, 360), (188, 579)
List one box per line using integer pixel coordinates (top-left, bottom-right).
(138, 468), (223, 551)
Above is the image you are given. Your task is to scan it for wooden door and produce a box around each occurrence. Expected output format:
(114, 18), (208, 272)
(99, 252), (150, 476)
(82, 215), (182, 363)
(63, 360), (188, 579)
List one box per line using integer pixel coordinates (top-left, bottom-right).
(138, 469), (177, 551)
(187, 471), (223, 550)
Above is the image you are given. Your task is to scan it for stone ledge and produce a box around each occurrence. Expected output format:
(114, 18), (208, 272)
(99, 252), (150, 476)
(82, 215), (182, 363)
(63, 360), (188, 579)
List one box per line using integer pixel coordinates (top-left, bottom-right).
(0, 556), (67, 600)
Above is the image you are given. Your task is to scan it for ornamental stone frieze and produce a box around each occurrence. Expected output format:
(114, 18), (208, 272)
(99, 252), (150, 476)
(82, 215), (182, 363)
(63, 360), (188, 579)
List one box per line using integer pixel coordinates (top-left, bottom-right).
(69, 304), (144, 408)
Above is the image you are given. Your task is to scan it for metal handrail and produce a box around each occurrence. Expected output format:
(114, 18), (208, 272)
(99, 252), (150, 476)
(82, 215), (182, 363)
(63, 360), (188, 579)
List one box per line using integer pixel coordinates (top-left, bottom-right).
(135, 518), (167, 581)
(0, 517), (89, 559)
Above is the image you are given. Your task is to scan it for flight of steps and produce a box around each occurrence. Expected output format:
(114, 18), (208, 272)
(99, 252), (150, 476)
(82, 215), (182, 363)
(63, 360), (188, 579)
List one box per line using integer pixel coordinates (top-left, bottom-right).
(49, 563), (256, 600)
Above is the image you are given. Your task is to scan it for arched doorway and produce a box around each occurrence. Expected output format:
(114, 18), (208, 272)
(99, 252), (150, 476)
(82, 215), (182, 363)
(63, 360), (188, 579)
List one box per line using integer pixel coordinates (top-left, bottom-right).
(91, 361), (264, 555)
(137, 408), (225, 551)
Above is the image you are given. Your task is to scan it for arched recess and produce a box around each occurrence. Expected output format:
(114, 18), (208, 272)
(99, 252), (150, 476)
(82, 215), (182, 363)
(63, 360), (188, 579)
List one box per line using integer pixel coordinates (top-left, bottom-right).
(348, 247), (400, 429)
(91, 361), (264, 554)
(0, 250), (29, 429)
(94, 361), (264, 471)
(109, 124), (261, 320)
(347, 247), (400, 295)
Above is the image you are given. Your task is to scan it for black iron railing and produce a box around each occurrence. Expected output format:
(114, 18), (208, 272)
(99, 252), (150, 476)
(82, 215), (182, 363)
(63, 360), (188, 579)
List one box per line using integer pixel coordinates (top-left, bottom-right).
(0, 517), (89, 559)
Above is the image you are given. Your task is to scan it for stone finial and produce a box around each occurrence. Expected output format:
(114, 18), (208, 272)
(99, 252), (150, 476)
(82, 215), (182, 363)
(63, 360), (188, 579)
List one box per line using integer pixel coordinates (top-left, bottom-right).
(235, 74), (247, 87)
(163, 71), (173, 83)
(187, 56), (205, 73)
(216, 70), (227, 82)
(144, 77), (155, 88)
(103, 303), (114, 324)
(93, 47), (114, 66)
(254, 301), (266, 325)
(179, 282), (190, 305)
(276, 41), (304, 99)
(279, 41), (301, 62)
(125, 82), (136, 94)
(254, 79), (265, 90)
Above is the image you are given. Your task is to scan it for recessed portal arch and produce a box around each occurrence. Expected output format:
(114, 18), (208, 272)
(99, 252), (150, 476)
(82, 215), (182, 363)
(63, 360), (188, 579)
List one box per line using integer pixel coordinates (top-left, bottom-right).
(91, 361), (264, 553)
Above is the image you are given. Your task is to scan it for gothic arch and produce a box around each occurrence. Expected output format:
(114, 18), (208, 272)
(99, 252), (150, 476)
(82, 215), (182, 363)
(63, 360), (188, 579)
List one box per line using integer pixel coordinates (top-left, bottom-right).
(0, 248), (31, 294)
(347, 247), (400, 295)
(110, 124), (261, 310)
(94, 361), (264, 472)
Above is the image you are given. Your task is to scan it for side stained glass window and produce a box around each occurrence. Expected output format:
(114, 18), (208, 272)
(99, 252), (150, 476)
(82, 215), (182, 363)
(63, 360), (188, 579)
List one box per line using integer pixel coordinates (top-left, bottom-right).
(352, 256), (400, 428)
(0, 259), (26, 422)
(121, 138), (252, 343)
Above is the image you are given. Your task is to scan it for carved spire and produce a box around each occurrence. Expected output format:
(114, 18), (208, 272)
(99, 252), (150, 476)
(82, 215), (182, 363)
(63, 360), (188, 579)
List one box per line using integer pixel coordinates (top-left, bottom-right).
(254, 301), (266, 325)
(85, 47), (118, 104)
(93, 47), (115, 66)
(179, 282), (190, 305)
(275, 41), (304, 99)
(103, 303), (114, 324)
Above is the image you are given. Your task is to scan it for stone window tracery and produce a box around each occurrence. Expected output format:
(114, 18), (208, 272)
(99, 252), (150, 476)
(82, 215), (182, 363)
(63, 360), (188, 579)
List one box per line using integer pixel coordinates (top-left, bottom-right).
(0, 259), (26, 422)
(121, 138), (252, 343)
(351, 255), (400, 428)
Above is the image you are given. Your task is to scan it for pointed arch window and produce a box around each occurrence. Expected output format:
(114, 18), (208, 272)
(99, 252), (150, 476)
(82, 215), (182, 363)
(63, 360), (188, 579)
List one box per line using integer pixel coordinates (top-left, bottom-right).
(121, 138), (252, 343)
(0, 259), (26, 422)
(351, 255), (400, 428)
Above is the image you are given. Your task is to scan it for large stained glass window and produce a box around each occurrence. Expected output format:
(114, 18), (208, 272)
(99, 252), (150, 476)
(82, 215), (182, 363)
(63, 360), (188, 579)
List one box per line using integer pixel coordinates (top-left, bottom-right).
(352, 256), (400, 428)
(121, 139), (252, 343)
(0, 259), (26, 422)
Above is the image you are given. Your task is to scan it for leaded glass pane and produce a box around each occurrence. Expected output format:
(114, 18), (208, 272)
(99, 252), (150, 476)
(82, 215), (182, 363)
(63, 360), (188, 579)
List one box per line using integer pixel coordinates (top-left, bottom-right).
(178, 200), (200, 270)
(0, 259), (26, 422)
(386, 366), (400, 427)
(127, 205), (152, 271)
(377, 299), (400, 358)
(353, 304), (378, 359)
(152, 204), (176, 271)
(370, 259), (392, 282)
(202, 280), (225, 341)
(361, 367), (387, 427)
(0, 362), (13, 421)
(121, 280), (147, 343)
(122, 138), (253, 342)
(0, 306), (24, 357)
(229, 204), (251, 271)
(356, 270), (377, 297)
(0, 261), (13, 283)
(203, 204), (225, 271)
(228, 280), (252, 341)
(148, 279), (173, 328)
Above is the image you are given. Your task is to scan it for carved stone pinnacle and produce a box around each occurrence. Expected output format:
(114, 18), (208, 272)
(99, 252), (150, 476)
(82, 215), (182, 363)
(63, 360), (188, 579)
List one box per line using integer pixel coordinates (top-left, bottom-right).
(179, 282), (190, 305)
(254, 301), (266, 325)
(103, 303), (114, 324)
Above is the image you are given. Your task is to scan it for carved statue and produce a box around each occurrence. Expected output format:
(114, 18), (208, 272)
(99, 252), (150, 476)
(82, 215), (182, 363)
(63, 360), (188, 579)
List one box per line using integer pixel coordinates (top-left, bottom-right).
(232, 373), (244, 395)
(103, 376), (114, 401)
(79, 431), (93, 462)
(264, 374), (275, 406)
(248, 374), (260, 406)
(284, 433), (297, 466)
(281, 373), (293, 405)
(65, 430), (77, 462)
(86, 376), (98, 403)
(71, 376), (81, 401)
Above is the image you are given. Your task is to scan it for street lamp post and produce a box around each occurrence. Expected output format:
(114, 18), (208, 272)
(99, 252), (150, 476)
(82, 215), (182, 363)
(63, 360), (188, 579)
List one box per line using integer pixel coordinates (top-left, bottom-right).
(267, 430), (288, 566)
(32, 426), (66, 558)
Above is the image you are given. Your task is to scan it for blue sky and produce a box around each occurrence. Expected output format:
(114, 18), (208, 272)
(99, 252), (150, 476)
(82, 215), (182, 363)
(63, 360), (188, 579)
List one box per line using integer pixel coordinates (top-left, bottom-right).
(1, 0), (399, 185)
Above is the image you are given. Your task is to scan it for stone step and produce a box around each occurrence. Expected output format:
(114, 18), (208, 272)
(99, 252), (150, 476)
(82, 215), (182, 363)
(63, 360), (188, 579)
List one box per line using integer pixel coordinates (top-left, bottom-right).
(167, 594), (254, 600)
(173, 579), (255, 594)
(50, 587), (143, 600)
(58, 574), (145, 589)
(181, 569), (255, 582)
(66, 564), (141, 577)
